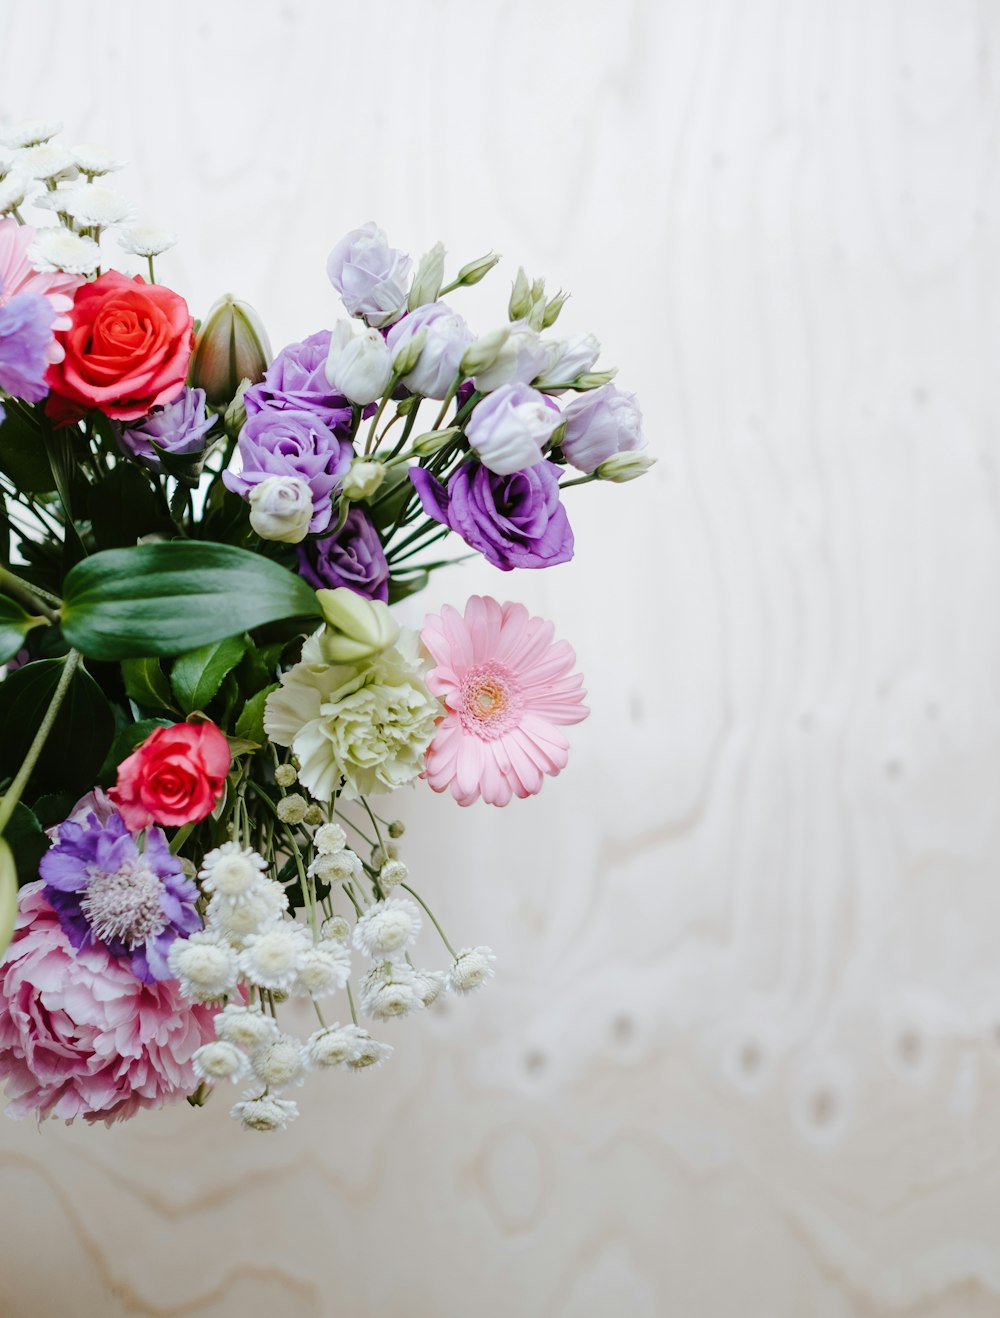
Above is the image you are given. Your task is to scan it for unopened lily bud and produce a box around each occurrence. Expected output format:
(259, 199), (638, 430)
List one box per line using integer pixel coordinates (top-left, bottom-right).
(455, 251), (500, 286)
(316, 588), (400, 661)
(460, 327), (510, 376)
(392, 326), (426, 377)
(410, 426), (458, 457)
(573, 368), (618, 389)
(542, 289), (570, 328)
(508, 267), (531, 321)
(408, 241), (446, 310)
(596, 451), (656, 483)
(248, 476), (313, 543)
(223, 379), (251, 439)
(190, 295), (272, 406)
(341, 459), (386, 501)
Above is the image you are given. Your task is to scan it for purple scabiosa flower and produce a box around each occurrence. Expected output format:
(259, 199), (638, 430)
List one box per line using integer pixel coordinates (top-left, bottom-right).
(39, 807), (201, 984)
(116, 386), (216, 471)
(296, 506), (389, 601)
(409, 458), (573, 571)
(223, 408), (353, 535)
(244, 329), (353, 432)
(0, 279), (55, 402)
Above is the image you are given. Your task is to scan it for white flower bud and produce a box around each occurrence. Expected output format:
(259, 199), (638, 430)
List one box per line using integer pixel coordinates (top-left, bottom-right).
(248, 476), (313, 544)
(535, 332), (601, 388)
(508, 267), (532, 321)
(274, 763), (298, 788)
(408, 241), (446, 310)
(472, 323), (549, 393)
(596, 451), (657, 483)
(461, 327), (510, 377)
(455, 251), (500, 286)
(341, 459), (386, 501)
(325, 319), (393, 406)
(410, 426), (458, 457)
(276, 793), (308, 825)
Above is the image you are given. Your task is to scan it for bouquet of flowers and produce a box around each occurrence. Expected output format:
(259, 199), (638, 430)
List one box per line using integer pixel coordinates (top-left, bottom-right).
(0, 118), (652, 1131)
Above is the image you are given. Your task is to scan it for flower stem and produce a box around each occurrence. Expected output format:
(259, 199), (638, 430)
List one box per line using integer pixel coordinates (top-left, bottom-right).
(401, 883), (458, 958)
(0, 649), (82, 836)
(0, 566), (61, 621)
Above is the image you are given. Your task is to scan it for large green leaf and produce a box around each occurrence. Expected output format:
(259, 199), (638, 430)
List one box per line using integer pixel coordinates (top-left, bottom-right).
(0, 594), (39, 665)
(60, 542), (322, 661)
(171, 633), (248, 713)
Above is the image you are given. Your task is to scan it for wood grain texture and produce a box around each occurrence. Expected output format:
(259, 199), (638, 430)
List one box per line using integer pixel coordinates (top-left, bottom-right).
(2, 0), (999, 1314)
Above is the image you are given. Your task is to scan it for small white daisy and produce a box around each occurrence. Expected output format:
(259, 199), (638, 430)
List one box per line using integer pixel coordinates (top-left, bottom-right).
(15, 142), (77, 182)
(215, 1003), (281, 1051)
(250, 1033), (308, 1089)
(345, 1033), (393, 1071)
(168, 931), (239, 1001)
(308, 848), (362, 885)
(359, 961), (421, 1021)
(314, 822), (347, 854)
(70, 142), (125, 176)
(27, 227), (101, 276)
(230, 1092), (299, 1131)
(305, 1023), (367, 1068)
(276, 793), (308, 825)
(378, 859), (408, 890)
(192, 1040), (249, 1084)
(0, 119), (63, 149)
(293, 941), (352, 997)
(0, 172), (32, 214)
(238, 923), (312, 991)
(411, 969), (449, 1007)
(273, 763), (298, 788)
(200, 841), (268, 902)
(448, 946), (496, 995)
(353, 896), (421, 960)
(207, 881), (288, 938)
(320, 914), (351, 942)
(61, 181), (135, 227)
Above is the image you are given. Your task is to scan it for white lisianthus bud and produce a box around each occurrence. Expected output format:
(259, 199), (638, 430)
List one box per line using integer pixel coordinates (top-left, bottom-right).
(248, 476), (313, 543)
(465, 382), (560, 475)
(508, 266), (532, 320)
(541, 289), (570, 328)
(455, 251), (500, 286)
(473, 323), (550, 393)
(535, 332), (601, 388)
(313, 588), (400, 661)
(410, 427), (458, 457)
(596, 451), (657, 483)
(325, 319), (393, 406)
(461, 327), (510, 377)
(391, 326), (426, 378)
(341, 459), (386, 501)
(408, 241), (446, 310)
(573, 368), (618, 389)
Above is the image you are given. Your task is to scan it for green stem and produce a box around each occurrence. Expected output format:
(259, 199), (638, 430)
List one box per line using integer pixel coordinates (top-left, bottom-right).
(0, 566), (61, 621)
(400, 883), (458, 958)
(0, 649), (82, 836)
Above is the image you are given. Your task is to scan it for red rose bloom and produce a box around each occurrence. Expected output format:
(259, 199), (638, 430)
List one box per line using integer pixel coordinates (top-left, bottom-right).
(108, 722), (231, 832)
(45, 270), (194, 423)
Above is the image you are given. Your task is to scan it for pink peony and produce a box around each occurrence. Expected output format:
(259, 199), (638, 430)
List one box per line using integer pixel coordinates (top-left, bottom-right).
(420, 595), (590, 807)
(0, 883), (216, 1125)
(0, 216), (81, 363)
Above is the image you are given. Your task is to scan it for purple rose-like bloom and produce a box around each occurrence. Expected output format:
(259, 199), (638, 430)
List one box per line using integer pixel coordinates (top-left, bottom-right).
(296, 506), (390, 601)
(409, 458), (574, 571)
(244, 329), (353, 432)
(0, 280), (55, 403)
(116, 386), (216, 471)
(224, 408), (353, 534)
(39, 808), (201, 984)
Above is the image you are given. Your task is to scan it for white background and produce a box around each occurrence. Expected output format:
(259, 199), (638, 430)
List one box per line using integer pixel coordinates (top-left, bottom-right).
(2, 1), (1000, 1315)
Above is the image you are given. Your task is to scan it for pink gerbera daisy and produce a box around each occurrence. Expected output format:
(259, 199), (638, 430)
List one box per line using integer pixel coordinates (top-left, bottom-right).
(420, 595), (589, 807)
(0, 216), (81, 363)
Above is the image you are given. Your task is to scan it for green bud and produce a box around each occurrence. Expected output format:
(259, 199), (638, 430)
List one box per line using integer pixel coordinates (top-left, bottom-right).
(392, 326), (426, 377)
(0, 838), (16, 959)
(223, 378), (251, 439)
(596, 451), (656, 483)
(411, 426), (459, 457)
(395, 394), (420, 416)
(388, 819), (406, 838)
(408, 241), (446, 310)
(315, 588), (400, 662)
(526, 279), (548, 331)
(573, 368), (618, 389)
(542, 289), (570, 328)
(456, 251), (500, 286)
(460, 327), (510, 376)
(508, 267), (532, 321)
(189, 295), (272, 407)
(546, 420), (567, 451)
(341, 459), (386, 501)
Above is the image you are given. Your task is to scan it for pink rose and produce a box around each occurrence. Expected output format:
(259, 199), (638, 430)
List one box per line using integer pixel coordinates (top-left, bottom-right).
(109, 721), (231, 831)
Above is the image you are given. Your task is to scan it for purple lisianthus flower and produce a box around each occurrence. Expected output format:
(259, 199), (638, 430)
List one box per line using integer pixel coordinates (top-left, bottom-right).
(39, 807), (201, 984)
(386, 301), (473, 400)
(409, 458), (573, 571)
(116, 386), (216, 471)
(0, 279), (55, 403)
(224, 408), (353, 534)
(296, 506), (389, 601)
(244, 329), (353, 432)
(560, 383), (644, 474)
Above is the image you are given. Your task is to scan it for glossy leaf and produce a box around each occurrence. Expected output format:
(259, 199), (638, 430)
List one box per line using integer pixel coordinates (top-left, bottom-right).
(0, 594), (38, 665)
(122, 656), (175, 712)
(234, 682), (278, 746)
(171, 633), (248, 714)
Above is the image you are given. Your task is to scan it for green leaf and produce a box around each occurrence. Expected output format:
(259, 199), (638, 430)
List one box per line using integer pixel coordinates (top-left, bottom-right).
(42, 428), (88, 568)
(171, 633), (248, 714)
(387, 570), (430, 604)
(0, 594), (39, 665)
(88, 462), (170, 551)
(122, 656), (176, 712)
(0, 658), (115, 798)
(98, 718), (172, 785)
(61, 542), (323, 661)
(2, 802), (47, 885)
(234, 682), (278, 745)
(0, 405), (56, 494)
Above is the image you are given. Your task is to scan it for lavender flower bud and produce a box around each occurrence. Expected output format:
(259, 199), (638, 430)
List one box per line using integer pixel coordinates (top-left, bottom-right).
(248, 476), (314, 543)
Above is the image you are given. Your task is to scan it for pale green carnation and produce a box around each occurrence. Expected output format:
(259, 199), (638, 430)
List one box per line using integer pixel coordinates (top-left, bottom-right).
(264, 628), (441, 801)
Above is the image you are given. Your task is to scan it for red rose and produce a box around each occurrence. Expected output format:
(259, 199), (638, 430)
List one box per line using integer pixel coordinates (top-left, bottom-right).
(108, 722), (231, 832)
(45, 270), (193, 423)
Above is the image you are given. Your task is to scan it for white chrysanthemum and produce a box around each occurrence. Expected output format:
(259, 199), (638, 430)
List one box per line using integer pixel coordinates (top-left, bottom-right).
(378, 859), (408, 891)
(168, 931), (240, 1001)
(276, 793), (308, 825)
(16, 142), (77, 182)
(250, 1033), (308, 1089)
(315, 822), (347, 854)
(0, 119), (63, 149)
(200, 841), (269, 902)
(230, 1092), (299, 1131)
(117, 225), (175, 257)
(0, 172), (31, 213)
(448, 946), (496, 994)
(61, 182), (135, 227)
(238, 923), (312, 991)
(293, 941), (352, 997)
(215, 1003), (281, 1051)
(207, 881), (288, 938)
(353, 896), (421, 960)
(321, 914), (351, 942)
(274, 763), (298, 788)
(27, 226), (101, 275)
(192, 1040), (249, 1084)
(306, 1023), (367, 1068)
(70, 142), (125, 175)
(412, 969), (448, 1007)
(308, 848), (362, 885)
(346, 1033), (393, 1071)
(359, 961), (421, 1020)
(30, 189), (70, 214)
